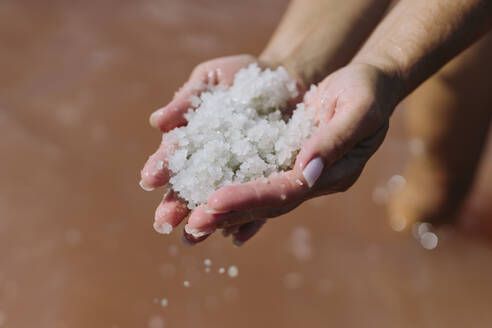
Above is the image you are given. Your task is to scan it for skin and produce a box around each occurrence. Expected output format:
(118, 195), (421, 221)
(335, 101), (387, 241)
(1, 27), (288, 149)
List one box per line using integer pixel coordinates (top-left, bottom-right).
(389, 31), (492, 230)
(141, 0), (492, 246)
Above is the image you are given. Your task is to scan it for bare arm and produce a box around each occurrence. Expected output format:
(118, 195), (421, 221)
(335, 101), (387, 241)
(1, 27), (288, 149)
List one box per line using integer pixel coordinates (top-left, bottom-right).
(353, 0), (492, 102)
(260, 0), (393, 85)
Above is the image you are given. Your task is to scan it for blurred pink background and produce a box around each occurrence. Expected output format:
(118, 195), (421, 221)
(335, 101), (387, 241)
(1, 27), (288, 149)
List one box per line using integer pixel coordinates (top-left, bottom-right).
(1, 1), (492, 327)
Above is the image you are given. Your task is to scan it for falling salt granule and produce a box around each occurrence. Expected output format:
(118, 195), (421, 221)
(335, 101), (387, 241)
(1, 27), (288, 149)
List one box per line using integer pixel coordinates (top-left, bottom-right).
(409, 138), (425, 155)
(283, 272), (303, 290)
(204, 258), (212, 266)
(168, 245), (179, 257)
(153, 298), (159, 304)
(389, 215), (407, 232)
(420, 231), (438, 250)
(387, 174), (406, 194)
(153, 221), (173, 235)
(148, 315), (165, 328)
(205, 267), (211, 273)
(227, 266), (239, 278)
(218, 267), (225, 274)
(65, 229), (81, 246)
(288, 226), (313, 261)
(371, 186), (389, 205)
(164, 63), (316, 209)
(183, 280), (191, 287)
(412, 222), (432, 240)
(0, 310), (5, 326)
(222, 286), (239, 302)
(160, 298), (168, 308)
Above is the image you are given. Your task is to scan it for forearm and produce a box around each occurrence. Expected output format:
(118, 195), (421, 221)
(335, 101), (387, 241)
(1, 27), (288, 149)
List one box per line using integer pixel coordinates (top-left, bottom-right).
(260, 0), (392, 85)
(353, 0), (492, 102)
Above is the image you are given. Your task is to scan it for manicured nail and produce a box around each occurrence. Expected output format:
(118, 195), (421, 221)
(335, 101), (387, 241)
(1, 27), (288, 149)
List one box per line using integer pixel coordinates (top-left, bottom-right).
(184, 224), (215, 238)
(153, 221), (173, 235)
(149, 110), (163, 128)
(302, 157), (324, 188)
(139, 179), (154, 191)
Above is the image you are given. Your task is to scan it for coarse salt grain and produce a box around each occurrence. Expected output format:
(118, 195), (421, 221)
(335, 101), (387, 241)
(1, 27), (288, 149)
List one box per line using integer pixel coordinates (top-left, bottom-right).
(160, 298), (168, 307)
(218, 267), (225, 274)
(227, 265), (239, 278)
(164, 64), (316, 208)
(204, 258), (212, 266)
(183, 280), (190, 287)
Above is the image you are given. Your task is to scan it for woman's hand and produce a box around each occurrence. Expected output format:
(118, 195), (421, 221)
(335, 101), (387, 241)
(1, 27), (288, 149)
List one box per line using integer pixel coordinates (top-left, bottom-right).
(185, 63), (403, 245)
(140, 54), (305, 245)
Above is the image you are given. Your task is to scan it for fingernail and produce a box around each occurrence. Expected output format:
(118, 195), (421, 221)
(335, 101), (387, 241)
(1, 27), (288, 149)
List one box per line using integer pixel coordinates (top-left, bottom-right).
(139, 179), (154, 191)
(302, 157), (324, 188)
(153, 221), (173, 235)
(149, 110), (162, 128)
(181, 234), (195, 247)
(184, 224), (215, 238)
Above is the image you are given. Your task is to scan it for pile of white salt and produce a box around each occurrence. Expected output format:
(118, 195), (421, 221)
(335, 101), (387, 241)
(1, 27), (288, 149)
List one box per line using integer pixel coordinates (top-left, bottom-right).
(164, 63), (316, 208)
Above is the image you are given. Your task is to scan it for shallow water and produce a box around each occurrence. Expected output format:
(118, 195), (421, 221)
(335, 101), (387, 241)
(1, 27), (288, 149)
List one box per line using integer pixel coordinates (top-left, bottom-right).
(1, 1), (492, 327)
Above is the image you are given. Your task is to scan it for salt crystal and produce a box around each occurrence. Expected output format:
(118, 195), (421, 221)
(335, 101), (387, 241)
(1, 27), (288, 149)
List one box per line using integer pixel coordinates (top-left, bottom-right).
(205, 267), (211, 273)
(156, 160), (164, 170)
(218, 267), (225, 274)
(153, 222), (173, 235)
(420, 232), (438, 250)
(387, 174), (406, 194)
(227, 265), (239, 278)
(164, 64), (316, 208)
(183, 280), (190, 287)
(160, 298), (168, 307)
(204, 258), (212, 266)
(372, 186), (389, 205)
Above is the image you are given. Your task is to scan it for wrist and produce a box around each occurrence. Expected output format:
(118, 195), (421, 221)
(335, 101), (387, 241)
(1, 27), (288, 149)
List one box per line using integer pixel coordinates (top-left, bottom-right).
(351, 52), (408, 106)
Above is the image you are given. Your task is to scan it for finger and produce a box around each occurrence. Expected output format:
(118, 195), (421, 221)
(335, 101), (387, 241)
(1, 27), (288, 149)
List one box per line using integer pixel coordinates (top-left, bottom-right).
(140, 139), (176, 191)
(187, 199), (300, 238)
(312, 124), (388, 196)
(153, 191), (190, 235)
(182, 224), (213, 247)
(207, 170), (309, 214)
(149, 55), (257, 132)
(149, 87), (200, 132)
(231, 219), (267, 247)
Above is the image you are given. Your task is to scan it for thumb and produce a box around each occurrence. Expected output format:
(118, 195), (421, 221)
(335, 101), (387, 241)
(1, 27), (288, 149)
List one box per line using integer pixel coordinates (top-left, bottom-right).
(295, 108), (364, 188)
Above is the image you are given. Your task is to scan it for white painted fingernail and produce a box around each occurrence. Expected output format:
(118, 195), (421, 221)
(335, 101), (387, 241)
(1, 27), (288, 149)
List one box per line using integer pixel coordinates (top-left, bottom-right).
(184, 224), (215, 238)
(139, 179), (154, 191)
(149, 110), (163, 127)
(302, 157), (324, 188)
(153, 221), (173, 235)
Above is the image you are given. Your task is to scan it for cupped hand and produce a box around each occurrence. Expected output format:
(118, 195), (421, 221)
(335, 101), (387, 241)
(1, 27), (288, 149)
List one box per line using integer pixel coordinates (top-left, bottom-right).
(140, 54), (305, 245)
(185, 63), (403, 245)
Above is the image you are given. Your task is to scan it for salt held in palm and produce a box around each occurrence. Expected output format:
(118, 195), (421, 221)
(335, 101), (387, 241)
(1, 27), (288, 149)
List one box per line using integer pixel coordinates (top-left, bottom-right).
(163, 64), (317, 209)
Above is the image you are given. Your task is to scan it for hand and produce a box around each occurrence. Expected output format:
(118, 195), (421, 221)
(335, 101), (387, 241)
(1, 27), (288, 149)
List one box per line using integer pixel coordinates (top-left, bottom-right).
(185, 63), (402, 245)
(140, 54), (305, 245)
